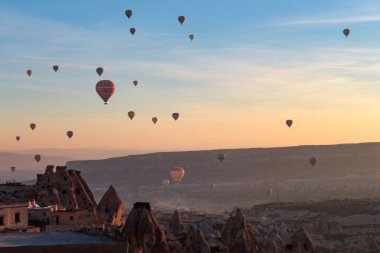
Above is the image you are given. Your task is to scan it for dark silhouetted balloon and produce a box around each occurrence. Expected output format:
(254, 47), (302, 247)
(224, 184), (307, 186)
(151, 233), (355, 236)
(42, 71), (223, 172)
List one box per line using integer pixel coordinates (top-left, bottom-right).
(67, 131), (73, 139)
(125, 9), (132, 19)
(286, 120), (293, 128)
(53, 65), (59, 72)
(16, 136), (20, 141)
(343, 28), (350, 37)
(96, 67), (103, 77)
(152, 117), (158, 124)
(11, 166), (15, 173)
(35, 154), (41, 162)
(96, 80), (116, 105)
(130, 28), (136, 35)
(189, 34), (194, 41)
(309, 157), (317, 166)
(218, 153), (226, 163)
(133, 80), (138, 87)
(172, 113), (179, 121)
(178, 16), (185, 25)
(170, 167), (185, 183)
(30, 123), (36, 130)
(128, 111), (135, 120)
(27, 70), (32, 77)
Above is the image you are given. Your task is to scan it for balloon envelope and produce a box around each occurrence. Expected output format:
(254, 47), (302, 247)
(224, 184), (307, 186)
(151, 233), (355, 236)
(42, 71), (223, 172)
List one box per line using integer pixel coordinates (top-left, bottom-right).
(218, 153), (226, 162)
(16, 136), (20, 141)
(130, 28), (136, 35)
(286, 120), (293, 128)
(170, 167), (185, 183)
(96, 80), (116, 104)
(96, 67), (103, 77)
(266, 189), (273, 197)
(343, 28), (350, 37)
(309, 157), (317, 166)
(35, 154), (41, 162)
(26, 70), (32, 77)
(125, 9), (132, 18)
(172, 113), (179, 121)
(375, 173), (380, 180)
(128, 111), (135, 120)
(178, 16), (185, 25)
(11, 167), (15, 173)
(210, 184), (216, 191)
(162, 179), (170, 187)
(152, 117), (158, 124)
(189, 34), (194, 41)
(30, 123), (36, 130)
(53, 65), (59, 72)
(67, 131), (73, 139)
(133, 80), (138, 86)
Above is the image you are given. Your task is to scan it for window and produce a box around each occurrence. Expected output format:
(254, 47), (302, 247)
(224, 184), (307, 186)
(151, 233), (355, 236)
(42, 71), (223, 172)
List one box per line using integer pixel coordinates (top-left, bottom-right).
(75, 189), (80, 195)
(70, 216), (73, 221)
(0, 217), (4, 226)
(43, 212), (47, 217)
(28, 213), (31, 218)
(62, 190), (67, 195)
(15, 213), (20, 223)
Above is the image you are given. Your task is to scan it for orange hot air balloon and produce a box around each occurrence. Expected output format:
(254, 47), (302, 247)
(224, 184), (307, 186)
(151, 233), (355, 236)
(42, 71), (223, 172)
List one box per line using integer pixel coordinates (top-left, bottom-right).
(178, 16), (185, 25)
(152, 117), (158, 124)
(96, 80), (116, 105)
(375, 173), (380, 180)
(133, 80), (138, 87)
(286, 119), (293, 128)
(130, 28), (136, 35)
(26, 69), (32, 77)
(67, 131), (73, 139)
(128, 111), (135, 120)
(96, 67), (103, 77)
(172, 113), (179, 121)
(125, 9), (132, 19)
(53, 65), (59, 72)
(30, 123), (36, 130)
(11, 166), (15, 173)
(16, 136), (20, 141)
(170, 167), (185, 184)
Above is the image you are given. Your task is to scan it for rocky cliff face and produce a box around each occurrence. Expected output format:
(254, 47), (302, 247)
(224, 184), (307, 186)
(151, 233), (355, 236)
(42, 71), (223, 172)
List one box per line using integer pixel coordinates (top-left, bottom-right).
(97, 185), (125, 226)
(122, 202), (169, 253)
(169, 209), (184, 234)
(35, 166), (98, 221)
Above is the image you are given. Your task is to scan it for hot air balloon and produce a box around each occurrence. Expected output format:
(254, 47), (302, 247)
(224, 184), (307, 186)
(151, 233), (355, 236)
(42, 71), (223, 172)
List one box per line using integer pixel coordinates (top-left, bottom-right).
(11, 166), (15, 173)
(172, 113), (179, 121)
(96, 80), (116, 105)
(286, 120), (293, 128)
(266, 189), (273, 197)
(133, 80), (138, 87)
(53, 65), (59, 72)
(152, 117), (158, 124)
(30, 123), (36, 130)
(125, 9), (132, 19)
(178, 16), (185, 25)
(16, 136), (20, 141)
(96, 67), (103, 77)
(130, 28), (136, 35)
(128, 111), (135, 120)
(309, 157), (317, 166)
(343, 28), (350, 37)
(375, 173), (380, 180)
(35, 154), (41, 162)
(162, 179), (170, 187)
(189, 34), (194, 41)
(67, 131), (73, 139)
(170, 167), (185, 184)
(210, 184), (216, 191)
(26, 69), (32, 77)
(218, 153), (226, 163)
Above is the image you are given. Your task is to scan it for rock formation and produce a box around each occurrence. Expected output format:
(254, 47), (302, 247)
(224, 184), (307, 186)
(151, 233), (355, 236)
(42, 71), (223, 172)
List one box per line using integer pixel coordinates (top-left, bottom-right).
(122, 202), (169, 253)
(169, 209), (184, 234)
(222, 208), (262, 253)
(97, 185), (125, 226)
(183, 225), (210, 253)
(284, 228), (315, 253)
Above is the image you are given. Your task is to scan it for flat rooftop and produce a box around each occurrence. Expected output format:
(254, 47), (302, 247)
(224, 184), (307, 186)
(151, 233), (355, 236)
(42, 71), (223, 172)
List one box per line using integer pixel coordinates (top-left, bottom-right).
(0, 232), (112, 247)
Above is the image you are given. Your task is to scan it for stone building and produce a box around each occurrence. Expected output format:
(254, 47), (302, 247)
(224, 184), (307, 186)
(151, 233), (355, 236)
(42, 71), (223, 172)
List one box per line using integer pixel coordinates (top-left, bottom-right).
(97, 185), (125, 226)
(0, 202), (28, 232)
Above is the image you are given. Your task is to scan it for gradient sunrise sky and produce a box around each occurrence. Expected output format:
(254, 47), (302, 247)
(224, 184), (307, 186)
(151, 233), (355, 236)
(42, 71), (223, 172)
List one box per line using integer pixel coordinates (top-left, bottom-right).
(1, 0), (380, 152)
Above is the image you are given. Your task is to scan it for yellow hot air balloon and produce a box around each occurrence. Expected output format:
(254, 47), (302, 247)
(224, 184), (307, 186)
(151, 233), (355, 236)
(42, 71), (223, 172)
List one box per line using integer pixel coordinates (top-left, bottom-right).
(170, 167), (185, 184)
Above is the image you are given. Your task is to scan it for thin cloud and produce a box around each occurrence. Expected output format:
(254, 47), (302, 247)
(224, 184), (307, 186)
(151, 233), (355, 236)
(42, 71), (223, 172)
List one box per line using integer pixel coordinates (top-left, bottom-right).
(280, 15), (380, 26)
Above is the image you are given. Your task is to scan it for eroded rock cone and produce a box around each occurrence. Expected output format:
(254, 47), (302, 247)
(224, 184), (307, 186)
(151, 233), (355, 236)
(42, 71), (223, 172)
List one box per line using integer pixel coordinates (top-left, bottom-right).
(183, 226), (210, 253)
(97, 185), (125, 226)
(122, 202), (169, 253)
(285, 227), (315, 253)
(222, 208), (262, 253)
(169, 209), (184, 234)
